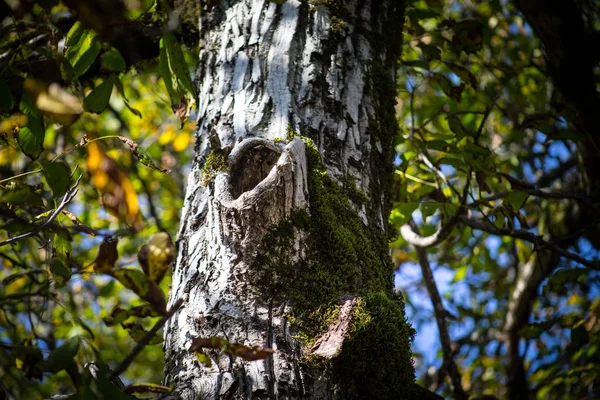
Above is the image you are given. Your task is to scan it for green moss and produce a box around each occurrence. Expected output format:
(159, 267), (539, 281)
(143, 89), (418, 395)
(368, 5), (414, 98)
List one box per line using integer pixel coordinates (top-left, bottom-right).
(342, 174), (369, 205)
(201, 149), (228, 185)
(336, 291), (416, 399)
(251, 135), (415, 397)
(329, 16), (347, 35)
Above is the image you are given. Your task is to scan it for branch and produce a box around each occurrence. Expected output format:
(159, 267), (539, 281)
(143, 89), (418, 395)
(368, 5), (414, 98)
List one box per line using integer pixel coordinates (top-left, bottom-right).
(414, 245), (468, 400)
(471, 187), (595, 206)
(458, 215), (600, 270)
(0, 174), (82, 248)
(109, 297), (184, 381)
(535, 156), (577, 188)
(400, 213), (461, 248)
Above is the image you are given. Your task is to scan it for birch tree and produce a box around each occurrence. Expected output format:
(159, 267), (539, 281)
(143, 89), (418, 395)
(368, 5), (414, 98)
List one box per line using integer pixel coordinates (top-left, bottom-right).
(162, 0), (419, 398)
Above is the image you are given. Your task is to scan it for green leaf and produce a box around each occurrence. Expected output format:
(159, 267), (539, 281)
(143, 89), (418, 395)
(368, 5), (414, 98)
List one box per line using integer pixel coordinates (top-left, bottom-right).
(0, 185), (44, 207)
(43, 337), (80, 373)
(431, 73), (464, 100)
(159, 33), (196, 122)
(389, 202), (419, 227)
(18, 115), (44, 160)
(450, 19), (483, 55)
(505, 192), (528, 210)
(117, 136), (169, 172)
(51, 258), (72, 286)
(65, 22), (101, 78)
(104, 304), (161, 326)
(83, 76), (115, 113)
(452, 265), (468, 283)
(101, 47), (127, 72)
(53, 231), (72, 259)
(444, 61), (478, 87)
(195, 351), (212, 367)
(121, 321), (163, 344)
(19, 92), (41, 118)
(417, 43), (441, 61)
(43, 161), (71, 197)
(0, 80), (14, 111)
(420, 201), (440, 219)
(114, 76), (142, 118)
(112, 268), (151, 298)
(123, 383), (171, 395)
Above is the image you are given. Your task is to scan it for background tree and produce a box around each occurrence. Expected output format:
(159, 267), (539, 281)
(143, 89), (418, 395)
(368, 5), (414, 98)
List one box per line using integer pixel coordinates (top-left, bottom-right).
(395, 1), (600, 399)
(0, 0), (599, 399)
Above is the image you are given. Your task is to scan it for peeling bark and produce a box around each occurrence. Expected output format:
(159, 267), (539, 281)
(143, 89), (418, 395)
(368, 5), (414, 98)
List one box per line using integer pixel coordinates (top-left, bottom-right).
(164, 1), (412, 399)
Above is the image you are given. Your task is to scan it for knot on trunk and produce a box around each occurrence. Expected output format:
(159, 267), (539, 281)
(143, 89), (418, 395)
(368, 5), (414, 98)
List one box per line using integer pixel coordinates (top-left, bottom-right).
(214, 137), (309, 213)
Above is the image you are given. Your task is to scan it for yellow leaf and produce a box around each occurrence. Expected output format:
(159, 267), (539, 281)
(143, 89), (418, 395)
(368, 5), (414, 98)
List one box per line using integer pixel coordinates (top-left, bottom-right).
(568, 293), (579, 305)
(87, 141), (142, 231)
(138, 232), (175, 283)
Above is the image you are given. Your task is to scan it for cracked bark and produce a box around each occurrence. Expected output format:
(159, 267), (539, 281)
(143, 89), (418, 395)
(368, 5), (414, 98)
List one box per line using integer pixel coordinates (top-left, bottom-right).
(163, 1), (413, 399)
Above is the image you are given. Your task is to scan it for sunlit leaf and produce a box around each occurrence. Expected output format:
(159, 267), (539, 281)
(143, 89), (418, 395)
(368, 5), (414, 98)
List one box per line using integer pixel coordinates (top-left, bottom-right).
(159, 32), (196, 124)
(23, 79), (83, 125)
(65, 22), (102, 78)
(117, 136), (169, 173)
(452, 265), (468, 283)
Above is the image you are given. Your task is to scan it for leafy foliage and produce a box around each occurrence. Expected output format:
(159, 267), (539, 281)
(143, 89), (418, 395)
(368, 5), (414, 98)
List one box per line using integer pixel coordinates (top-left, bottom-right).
(394, 0), (600, 399)
(0, 1), (198, 398)
(1, 0), (599, 399)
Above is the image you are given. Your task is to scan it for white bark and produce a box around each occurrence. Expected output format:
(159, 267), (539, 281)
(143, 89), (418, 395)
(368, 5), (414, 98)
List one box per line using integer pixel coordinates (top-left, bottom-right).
(164, 1), (409, 399)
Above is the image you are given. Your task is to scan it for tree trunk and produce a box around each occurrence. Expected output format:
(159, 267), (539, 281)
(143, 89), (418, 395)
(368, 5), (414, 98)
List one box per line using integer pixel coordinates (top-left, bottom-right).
(163, 1), (415, 399)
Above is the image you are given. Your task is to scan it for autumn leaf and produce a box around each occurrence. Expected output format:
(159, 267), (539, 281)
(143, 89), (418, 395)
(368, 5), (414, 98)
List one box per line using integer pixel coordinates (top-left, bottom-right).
(117, 136), (169, 173)
(138, 232), (175, 284)
(189, 336), (274, 363)
(86, 141), (143, 231)
(93, 236), (119, 274)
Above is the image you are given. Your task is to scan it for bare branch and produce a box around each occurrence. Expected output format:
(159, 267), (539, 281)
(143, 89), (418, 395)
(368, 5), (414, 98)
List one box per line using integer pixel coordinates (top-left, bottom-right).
(458, 215), (600, 270)
(109, 297), (184, 381)
(414, 245), (468, 400)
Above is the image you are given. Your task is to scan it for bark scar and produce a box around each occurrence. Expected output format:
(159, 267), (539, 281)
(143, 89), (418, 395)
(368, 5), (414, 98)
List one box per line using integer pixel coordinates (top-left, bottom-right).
(214, 137), (308, 211)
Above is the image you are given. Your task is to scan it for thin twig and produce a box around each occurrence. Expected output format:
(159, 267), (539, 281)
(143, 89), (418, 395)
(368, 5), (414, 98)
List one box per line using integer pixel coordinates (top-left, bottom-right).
(414, 244), (468, 400)
(458, 215), (600, 270)
(0, 174), (82, 248)
(109, 298), (184, 381)
(470, 188), (595, 206)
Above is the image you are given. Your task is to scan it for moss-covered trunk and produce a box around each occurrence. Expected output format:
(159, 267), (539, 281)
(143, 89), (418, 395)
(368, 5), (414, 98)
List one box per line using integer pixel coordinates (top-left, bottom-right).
(164, 1), (414, 398)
